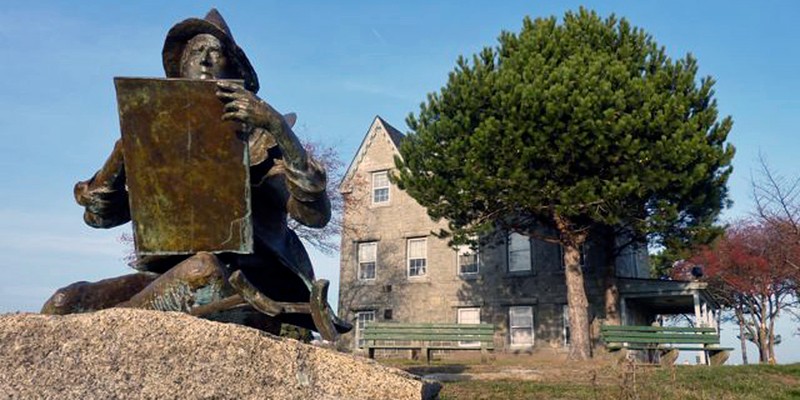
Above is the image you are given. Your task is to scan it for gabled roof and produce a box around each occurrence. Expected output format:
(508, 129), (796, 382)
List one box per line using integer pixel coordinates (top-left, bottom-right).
(378, 116), (405, 150)
(339, 116), (405, 193)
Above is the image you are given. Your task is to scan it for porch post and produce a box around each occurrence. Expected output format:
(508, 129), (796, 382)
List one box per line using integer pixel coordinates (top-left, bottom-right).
(694, 293), (707, 365)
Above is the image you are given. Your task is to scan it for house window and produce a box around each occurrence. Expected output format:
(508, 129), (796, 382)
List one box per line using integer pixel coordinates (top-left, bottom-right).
(357, 242), (377, 281)
(507, 232), (531, 272)
(559, 243), (588, 270)
(562, 305), (571, 347)
(457, 244), (479, 275)
(509, 306), (534, 347)
(407, 238), (427, 277)
(458, 307), (481, 347)
(372, 171), (390, 204)
(356, 311), (376, 348)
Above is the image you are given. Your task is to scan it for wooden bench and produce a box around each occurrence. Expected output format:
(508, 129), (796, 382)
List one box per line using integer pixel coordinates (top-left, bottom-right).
(600, 325), (734, 366)
(363, 322), (495, 364)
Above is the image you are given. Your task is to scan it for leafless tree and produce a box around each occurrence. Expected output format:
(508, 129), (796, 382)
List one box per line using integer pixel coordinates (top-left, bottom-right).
(752, 154), (800, 271)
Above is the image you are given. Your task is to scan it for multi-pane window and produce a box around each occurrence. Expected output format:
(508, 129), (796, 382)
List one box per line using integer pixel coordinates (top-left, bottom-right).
(372, 171), (390, 204)
(457, 244), (479, 275)
(508, 232), (531, 272)
(407, 238), (427, 277)
(356, 311), (376, 348)
(509, 306), (534, 347)
(562, 305), (571, 346)
(457, 307), (481, 347)
(559, 243), (588, 270)
(357, 242), (377, 280)
(615, 245), (640, 278)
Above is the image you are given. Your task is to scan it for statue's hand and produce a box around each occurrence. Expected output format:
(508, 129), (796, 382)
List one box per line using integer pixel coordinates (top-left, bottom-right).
(216, 81), (284, 134)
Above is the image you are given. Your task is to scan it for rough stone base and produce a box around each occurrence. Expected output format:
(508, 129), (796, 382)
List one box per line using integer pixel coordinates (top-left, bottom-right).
(0, 308), (440, 399)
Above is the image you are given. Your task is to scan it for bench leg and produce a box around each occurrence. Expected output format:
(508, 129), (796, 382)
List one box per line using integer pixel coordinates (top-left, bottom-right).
(708, 350), (730, 366)
(368, 347), (375, 359)
(480, 345), (488, 364)
(423, 347), (431, 365)
(659, 349), (680, 366)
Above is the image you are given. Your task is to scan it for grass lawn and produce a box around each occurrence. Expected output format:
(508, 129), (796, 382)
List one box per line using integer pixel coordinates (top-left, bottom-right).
(383, 355), (800, 399)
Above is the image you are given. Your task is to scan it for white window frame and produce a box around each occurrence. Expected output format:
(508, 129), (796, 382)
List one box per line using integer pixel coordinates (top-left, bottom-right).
(407, 237), (427, 278)
(559, 242), (588, 270)
(562, 304), (570, 347)
(357, 242), (377, 281)
(507, 232), (531, 272)
(457, 307), (481, 347)
(457, 244), (480, 276)
(371, 171), (390, 204)
(356, 311), (376, 349)
(509, 306), (534, 347)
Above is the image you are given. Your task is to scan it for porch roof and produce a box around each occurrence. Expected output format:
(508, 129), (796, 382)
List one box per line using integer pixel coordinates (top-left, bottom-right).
(618, 277), (715, 315)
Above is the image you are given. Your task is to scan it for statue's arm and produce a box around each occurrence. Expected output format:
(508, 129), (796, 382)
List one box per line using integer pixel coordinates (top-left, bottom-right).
(215, 82), (331, 228)
(283, 156), (331, 228)
(74, 139), (131, 228)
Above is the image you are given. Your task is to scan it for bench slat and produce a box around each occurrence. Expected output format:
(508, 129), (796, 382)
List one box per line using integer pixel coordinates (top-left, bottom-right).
(366, 323), (493, 329)
(601, 325), (716, 333)
(605, 337), (720, 345)
(364, 328), (494, 335)
(607, 344), (733, 351)
(363, 335), (493, 342)
(603, 332), (719, 340)
(368, 344), (495, 350)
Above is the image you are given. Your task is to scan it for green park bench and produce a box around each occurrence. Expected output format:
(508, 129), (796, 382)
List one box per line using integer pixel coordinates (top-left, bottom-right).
(600, 325), (734, 366)
(363, 322), (495, 364)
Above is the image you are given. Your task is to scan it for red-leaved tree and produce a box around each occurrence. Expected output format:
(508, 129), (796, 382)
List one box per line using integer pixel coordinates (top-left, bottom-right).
(688, 219), (798, 364)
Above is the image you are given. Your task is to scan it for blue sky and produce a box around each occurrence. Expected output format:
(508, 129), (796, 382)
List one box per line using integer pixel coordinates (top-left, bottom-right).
(1, 1), (798, 363)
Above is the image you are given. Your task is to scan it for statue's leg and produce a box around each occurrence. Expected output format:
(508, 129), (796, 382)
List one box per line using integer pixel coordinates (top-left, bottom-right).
(41, 272), (159, 315)
(118, 252), (233, 312)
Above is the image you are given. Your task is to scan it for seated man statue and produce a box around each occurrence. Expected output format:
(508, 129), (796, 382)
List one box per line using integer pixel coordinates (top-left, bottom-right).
(42, 9), (351, 340)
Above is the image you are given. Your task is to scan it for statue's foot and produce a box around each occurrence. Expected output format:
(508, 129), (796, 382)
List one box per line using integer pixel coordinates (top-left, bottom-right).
(118, 252), (232, 312)
(41, 273), (158, 315)
(310, 279), (352, 341)
(223, 271), (352, 340)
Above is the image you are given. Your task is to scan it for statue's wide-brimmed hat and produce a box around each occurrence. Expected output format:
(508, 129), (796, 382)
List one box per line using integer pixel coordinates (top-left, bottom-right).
(162, 8), (259, 93)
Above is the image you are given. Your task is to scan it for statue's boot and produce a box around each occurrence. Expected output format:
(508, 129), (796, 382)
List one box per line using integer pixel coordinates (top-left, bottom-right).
(118, 252), (232, 312)
(117, 252), (281, 334)
(42, 272), (159, 315)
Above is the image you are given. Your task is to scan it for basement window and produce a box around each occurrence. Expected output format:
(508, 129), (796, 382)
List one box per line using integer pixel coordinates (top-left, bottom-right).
(509, 306), (534, 347)
(356, 311), (376, 349)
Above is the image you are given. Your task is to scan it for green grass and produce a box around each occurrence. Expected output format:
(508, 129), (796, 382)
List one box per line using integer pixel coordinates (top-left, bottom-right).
(437, 364), (800, 400)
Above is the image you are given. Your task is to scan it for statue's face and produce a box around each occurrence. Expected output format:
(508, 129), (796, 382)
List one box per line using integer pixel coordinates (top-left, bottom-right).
(180, 34), (230, 80)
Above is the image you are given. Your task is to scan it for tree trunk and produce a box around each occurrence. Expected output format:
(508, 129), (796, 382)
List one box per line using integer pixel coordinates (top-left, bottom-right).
(602, 226), (620, 325)
(768, 318), (777, 365)
(560, 238), (592, 360)
(737, 311), (748, 365)
(758, 298), (769, 363)
(602, 274), (620, 325)
(757, 328), (769, 363)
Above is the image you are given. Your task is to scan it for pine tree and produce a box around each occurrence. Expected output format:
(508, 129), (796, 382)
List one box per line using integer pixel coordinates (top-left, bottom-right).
(395, 8), (734, 360)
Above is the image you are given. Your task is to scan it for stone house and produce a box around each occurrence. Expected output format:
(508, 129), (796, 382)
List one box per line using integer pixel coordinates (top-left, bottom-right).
(337, 116), (719, 354)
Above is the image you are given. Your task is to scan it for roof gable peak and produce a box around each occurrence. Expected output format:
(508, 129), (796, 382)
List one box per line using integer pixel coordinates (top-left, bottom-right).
(339, 116), (404, 193)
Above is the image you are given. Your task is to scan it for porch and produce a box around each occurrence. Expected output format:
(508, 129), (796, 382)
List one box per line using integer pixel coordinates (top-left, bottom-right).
(617, 278), (722, 364)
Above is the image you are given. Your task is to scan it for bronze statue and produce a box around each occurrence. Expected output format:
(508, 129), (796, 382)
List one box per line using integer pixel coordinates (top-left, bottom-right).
(42, 9), (351, 340)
